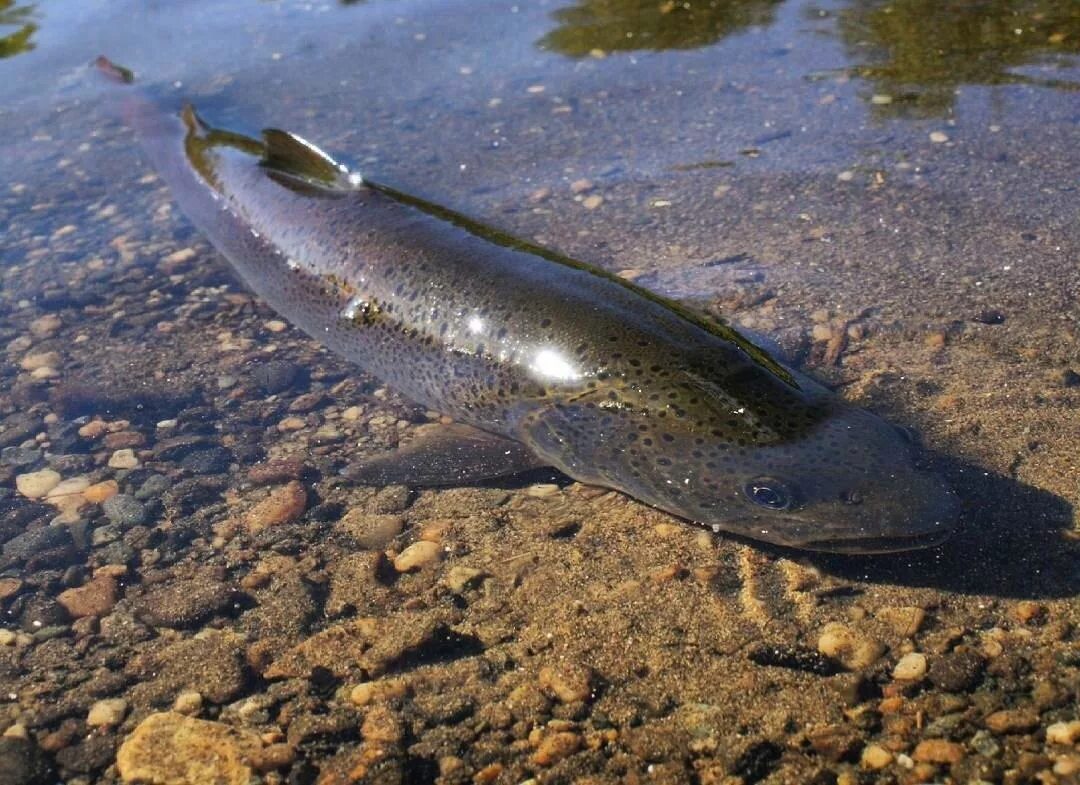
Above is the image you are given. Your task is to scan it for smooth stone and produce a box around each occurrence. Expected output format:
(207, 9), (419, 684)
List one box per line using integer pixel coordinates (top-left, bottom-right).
(108, 449), (140, 470)
(392, 541), (442, 572)
(102, 494), (148, 527)
(892, 652), (928, 681)
(116, 712), (264, 785)
(15, 469), (61, 499)
(87, 698), (128, 727)
(243, 482), (307, 533)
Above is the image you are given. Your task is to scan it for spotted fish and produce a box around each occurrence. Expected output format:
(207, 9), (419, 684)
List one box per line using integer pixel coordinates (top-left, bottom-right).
(97, 58), (959, 553)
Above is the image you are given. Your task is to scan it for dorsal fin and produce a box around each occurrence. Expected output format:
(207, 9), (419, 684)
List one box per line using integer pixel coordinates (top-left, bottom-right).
(260, 128), (360, 190)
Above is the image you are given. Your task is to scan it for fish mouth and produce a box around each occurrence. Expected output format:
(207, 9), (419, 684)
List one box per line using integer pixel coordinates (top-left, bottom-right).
(800, 526), (954, 554)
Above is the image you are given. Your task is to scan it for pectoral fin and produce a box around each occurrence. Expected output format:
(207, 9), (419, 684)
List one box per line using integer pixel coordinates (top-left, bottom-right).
(345, 423), (549, 487)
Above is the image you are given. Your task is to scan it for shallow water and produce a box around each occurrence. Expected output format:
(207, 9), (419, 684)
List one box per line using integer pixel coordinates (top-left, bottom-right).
(0, 0), (1078, 783)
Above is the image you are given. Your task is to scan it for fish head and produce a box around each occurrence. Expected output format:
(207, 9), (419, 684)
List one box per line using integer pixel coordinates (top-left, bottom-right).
(529, 370), (959, 554)
(680, 404), (961, 553)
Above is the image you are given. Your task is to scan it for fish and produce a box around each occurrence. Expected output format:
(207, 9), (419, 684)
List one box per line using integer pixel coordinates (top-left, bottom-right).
(95, 57), (959, 553)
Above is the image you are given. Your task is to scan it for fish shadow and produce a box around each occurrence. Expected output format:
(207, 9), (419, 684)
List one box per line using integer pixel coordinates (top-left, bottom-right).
(802, 451), (1078, 600)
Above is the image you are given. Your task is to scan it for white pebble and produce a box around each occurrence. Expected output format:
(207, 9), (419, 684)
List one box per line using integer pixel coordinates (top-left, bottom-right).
(87, 698), (128, 727)
(892, 652), (928, 681)
(15, 469), (61, 499)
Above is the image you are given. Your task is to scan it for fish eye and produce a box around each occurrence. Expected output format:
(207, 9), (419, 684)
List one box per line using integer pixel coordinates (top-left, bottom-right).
(840, 489), (863, 505)
(743, 477), (793, 511)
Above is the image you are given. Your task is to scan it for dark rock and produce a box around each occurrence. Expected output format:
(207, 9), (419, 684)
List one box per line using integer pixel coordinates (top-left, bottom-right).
(732, 740), (782, 783)
(0, 501), (54, 546)
(164, 477), (227, 515)
(44, 454), (94, 475)
(1055, 368), (1080, 388)
(126, 632), (249, 704)
(748, 644), (844, 676)
(45, 422), (91, 455)
(927, 649), (986, 693)
(19, 594), (71, 632)
(972, 309), (1006, 325)
(244, 572), (318, 641)
(0, 737), (55, 785)
(53, 732), (117, 774)
(153, 434), (214, 462)
(134, 576), (238, 628)
(134, 473), (172, 500)
(179, 446), (232, 475)
(101, 494), (148, 527)
(2, 524), (72, 564)
(1, 446), (41, 467)
(253, 360), (304, 395)
(0, 413), (42, 449)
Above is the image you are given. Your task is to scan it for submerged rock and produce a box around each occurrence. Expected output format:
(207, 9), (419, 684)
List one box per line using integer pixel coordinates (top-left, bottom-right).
(116, 712), (264, 785)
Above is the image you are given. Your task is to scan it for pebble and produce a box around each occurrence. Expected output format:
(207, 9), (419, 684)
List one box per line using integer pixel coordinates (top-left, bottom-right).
(349, 679), (409, 707)
(0, 577), (23, 601)
(393, 540), (442, 572)
(892, 652), (928, 681)
(56, 575), (119, 618)
(443, 565), (487, 593)
(581, 194), (604, 210)
(135, 578), (235, 628)
(276, 416), (306, 432)
(116, 712), (263, 785)
(253, 360), (301, 394)
(1012, 600), (1046, 625)
(539, 663), (595, 703)
(45, 476), (90, 517)
(361, 704), (404, 745)
(163, 247), (197, 266)
(1047, 720), (1080, 745)
(969, 730), (1001, 757)
(533, 731), (581, 765)
(102, 430), (145, 451)
(264, 320), (287, 333)
(1, 446), (40, 467)
(337, 510), (405, 550)
(78, 421), (108, 439)
(83, 480), (119, 504)
(984, 708), (1039, 734)
(246, 458), (306, 486)
(29, 313), (62, 338)
(180, 446), (231, 474)
(102, 494), (148, 527)
(108, 449), (140, 470)
(15, 469), (61, 499)
(243, 481), (307, 532)
(87, 698), (128, 727)
(173, 691), (204, 716)
(878, 606), (926, 637)
(861, 744), (893, 770)
(135, 474), (172, 500)
(929, 131), (950, 143)
(570, 178), (594, 194)
(912, 738), (965, 764)
(927, 649), (985, 692)
(817, 623), (886, 669)
(19, 351), (60, 371)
